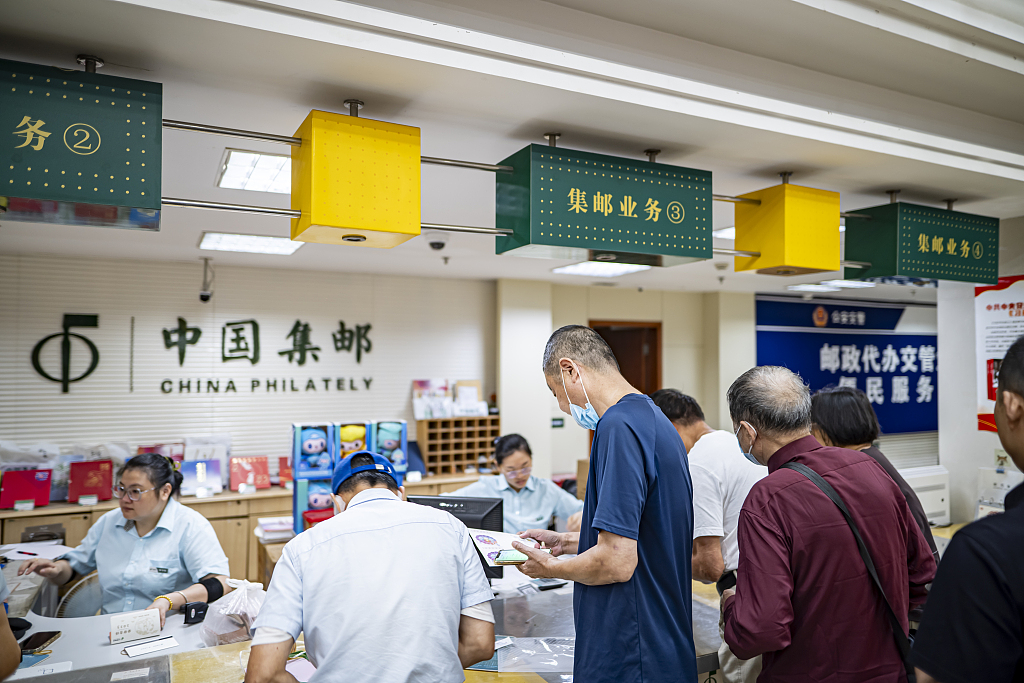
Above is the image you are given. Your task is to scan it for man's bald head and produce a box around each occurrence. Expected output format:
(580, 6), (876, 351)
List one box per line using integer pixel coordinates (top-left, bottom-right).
(542, 325), (619, 376)
(727, 366), (811, 437)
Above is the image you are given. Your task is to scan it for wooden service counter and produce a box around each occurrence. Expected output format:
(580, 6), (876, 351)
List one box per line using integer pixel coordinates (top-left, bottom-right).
(0, 474), (480, 583)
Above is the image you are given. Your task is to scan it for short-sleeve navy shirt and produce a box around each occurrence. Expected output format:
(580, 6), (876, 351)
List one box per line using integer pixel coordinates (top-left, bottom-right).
(574, 393), (696, 683)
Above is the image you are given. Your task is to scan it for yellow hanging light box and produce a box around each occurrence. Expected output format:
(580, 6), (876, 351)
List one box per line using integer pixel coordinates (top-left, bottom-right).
(733, 184), (840, 275)
(291, 110), (421, 248)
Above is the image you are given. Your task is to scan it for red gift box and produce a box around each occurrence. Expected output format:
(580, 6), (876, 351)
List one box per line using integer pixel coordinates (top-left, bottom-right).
(302, 508), (335, 529)
(68, 460), (113, 503)
(0, 470), (52, 509)
(230, 457), (270, 491)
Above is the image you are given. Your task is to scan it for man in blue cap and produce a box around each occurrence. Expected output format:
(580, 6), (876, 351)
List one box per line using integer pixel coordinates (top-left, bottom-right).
(245, 451), (495, 683)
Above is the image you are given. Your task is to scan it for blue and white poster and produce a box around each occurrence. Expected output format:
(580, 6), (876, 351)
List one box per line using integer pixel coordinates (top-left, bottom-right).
(756, 297), (937, 434)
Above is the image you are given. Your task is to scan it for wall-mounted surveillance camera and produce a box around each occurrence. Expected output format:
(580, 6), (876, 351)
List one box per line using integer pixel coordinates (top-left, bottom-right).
(199, 258), (214, 304)
(424, 232), (449, 251)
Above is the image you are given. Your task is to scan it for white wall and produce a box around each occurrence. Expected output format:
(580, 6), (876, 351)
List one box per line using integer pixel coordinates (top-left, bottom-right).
(0, 254), (496, 458)
(938, 215), (1024, 522)
(702, 292), (757, 431)
(496, 280), (553, 478)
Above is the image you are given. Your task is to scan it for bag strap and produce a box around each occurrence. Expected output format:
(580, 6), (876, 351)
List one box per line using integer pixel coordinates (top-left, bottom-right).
(780, 461), (913, 674)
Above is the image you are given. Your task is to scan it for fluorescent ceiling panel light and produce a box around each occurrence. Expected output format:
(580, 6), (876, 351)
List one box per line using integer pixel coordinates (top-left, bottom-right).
(552, 261), (652, 278)
(199, 232), (303, 255)
(217, 149), (291, 194)
(819, 279), (876, 289)
(787, 284), (842, 293)
(713, 227), (736, 240)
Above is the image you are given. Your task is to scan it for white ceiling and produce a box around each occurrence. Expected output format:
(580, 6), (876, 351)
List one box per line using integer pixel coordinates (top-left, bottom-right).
(2, 0), (1023, 304)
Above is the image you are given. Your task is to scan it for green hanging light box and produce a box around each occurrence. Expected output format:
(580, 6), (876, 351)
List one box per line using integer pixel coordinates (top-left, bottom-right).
(495, 144), (712, 266)
(844, 202), (998, 284)
(0, 58), (162, 231)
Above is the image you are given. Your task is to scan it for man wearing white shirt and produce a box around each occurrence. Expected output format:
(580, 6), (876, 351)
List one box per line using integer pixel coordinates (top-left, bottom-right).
(245, 451), (495, 683)
(650, 390), (765, 683)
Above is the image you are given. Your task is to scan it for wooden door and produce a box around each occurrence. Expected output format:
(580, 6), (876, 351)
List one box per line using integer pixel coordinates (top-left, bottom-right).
(209, 518), (248, 580)
(590, 321), (662, 394)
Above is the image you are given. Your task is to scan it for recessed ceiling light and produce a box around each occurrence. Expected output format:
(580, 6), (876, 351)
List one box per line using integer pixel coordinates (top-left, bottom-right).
(713, 227), (735, 240)
(199, 232), (303, 255)
(787, 283), (842, 292)
(552, 261), (652, 278)
(217, 149), (291, 194)
(820, 279), (876, 288)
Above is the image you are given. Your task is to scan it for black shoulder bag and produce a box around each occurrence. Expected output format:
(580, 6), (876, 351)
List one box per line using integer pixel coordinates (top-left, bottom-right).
(781, 461), (916, 683)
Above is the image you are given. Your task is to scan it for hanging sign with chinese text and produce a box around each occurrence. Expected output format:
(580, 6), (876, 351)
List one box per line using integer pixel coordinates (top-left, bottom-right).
(0, 58), (162, 230)
(756, 296), (937, 434)
(495, 145), (712, 266)
(844, 202), (998, 284)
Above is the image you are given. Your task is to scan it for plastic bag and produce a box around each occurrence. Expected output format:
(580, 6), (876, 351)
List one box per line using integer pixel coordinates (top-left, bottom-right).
(498, 637), (575, 673)
(200, 579), (266, 647)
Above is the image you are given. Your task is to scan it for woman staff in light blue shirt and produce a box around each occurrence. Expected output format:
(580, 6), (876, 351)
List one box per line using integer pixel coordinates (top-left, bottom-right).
(452, 434), (584, 534)
(20, 454), (231, 626)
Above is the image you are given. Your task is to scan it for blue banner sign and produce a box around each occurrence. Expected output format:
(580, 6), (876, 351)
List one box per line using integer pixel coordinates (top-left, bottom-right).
(756, 297), (937, 434)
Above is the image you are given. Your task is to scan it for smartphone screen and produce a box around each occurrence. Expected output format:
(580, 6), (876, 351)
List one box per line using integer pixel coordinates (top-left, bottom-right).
(20, 631), (60, 653)
(494, 549), (528, 565)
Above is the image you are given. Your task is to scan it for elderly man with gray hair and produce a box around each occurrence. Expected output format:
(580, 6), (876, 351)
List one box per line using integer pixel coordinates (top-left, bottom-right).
(721, 366), (935, 683)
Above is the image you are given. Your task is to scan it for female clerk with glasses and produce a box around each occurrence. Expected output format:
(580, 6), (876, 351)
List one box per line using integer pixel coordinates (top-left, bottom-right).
(451, 434), (584, 534)
(19, 454), (231, 626)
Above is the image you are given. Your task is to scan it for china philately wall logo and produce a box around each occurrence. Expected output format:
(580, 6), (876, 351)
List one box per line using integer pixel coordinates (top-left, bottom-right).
(31, 314), (100, 393)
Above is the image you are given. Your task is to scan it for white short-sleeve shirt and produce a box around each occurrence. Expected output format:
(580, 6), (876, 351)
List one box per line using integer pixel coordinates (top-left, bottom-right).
(253, 488), (493, 683)
(688, 430), (767, 572)
(60, 497), (230, 614)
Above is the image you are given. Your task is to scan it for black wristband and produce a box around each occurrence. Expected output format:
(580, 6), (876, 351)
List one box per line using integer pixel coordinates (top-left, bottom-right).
(199, 576), (224, 602)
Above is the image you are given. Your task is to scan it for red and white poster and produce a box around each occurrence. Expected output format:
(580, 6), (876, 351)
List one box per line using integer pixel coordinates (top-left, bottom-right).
(976, 275), (1024, 431)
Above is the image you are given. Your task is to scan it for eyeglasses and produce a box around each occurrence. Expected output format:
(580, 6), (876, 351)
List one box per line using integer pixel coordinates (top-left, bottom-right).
(112, 485), (156, 502)
(502, 466), (532, 480)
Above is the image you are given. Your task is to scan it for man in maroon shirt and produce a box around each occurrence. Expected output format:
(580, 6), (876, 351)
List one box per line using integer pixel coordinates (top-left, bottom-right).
(721, 366), (936, 682)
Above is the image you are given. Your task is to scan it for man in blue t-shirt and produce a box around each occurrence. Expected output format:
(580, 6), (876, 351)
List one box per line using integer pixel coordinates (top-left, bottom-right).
(515, 325), (696, 683)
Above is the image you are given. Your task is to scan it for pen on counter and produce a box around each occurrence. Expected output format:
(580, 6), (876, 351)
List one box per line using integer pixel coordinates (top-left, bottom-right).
(16, 551), (37, 556)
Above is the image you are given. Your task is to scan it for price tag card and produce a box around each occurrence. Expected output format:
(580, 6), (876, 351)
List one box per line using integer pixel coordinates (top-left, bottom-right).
(13, 500), (34, 512)
(78, 494), (99, 506)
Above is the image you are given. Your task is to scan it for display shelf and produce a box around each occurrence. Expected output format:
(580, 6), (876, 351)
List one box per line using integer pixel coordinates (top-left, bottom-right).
(417, 415), (500, 475)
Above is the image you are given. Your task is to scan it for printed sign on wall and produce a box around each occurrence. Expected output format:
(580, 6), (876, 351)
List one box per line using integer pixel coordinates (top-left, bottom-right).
(757, 297), (937, 434)
(975, 276), (1024, 431)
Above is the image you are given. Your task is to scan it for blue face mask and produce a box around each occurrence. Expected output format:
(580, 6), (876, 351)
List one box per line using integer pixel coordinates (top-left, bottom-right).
(561, 363), (600, 430)
(735, 422), (762, 466)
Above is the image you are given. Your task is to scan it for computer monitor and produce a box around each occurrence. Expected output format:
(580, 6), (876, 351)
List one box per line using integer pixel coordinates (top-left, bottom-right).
(408, 495), (504, 580)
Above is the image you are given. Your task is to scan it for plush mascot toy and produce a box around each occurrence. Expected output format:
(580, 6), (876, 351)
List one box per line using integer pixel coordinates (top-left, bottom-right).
(376, 422), (407, 472)
(307, 481), (333, 510)
(338, 424), (367, 458)
(300, 428), (331, 471)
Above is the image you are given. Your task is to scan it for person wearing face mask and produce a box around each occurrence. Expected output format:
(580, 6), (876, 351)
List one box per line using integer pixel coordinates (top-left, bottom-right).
(514, 325), (697, 683)
(451, 434), (583, 533)
(19, 453), (232, 627)
(246, 451), (495, 683)
(721, 366), (935, 683)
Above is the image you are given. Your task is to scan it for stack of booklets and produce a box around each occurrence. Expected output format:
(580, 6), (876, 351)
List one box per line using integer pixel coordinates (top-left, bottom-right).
(257, 516), (295, 543)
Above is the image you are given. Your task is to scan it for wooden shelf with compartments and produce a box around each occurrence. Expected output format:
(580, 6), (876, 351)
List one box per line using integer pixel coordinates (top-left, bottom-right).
(417, 415), (501, 475)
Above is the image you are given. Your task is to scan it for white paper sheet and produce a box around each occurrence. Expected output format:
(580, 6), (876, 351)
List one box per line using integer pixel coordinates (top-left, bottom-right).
(0, 541), (74, 560)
